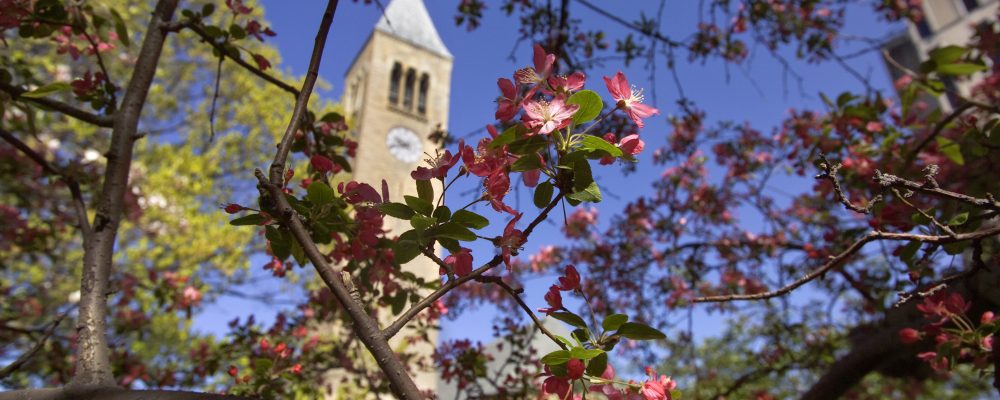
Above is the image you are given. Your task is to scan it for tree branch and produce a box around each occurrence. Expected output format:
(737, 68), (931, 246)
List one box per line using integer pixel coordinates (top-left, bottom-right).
(71, 0), (179, 387)
(474, 275), (568, 350)
(0, 128), (92, 237)
(382, 191), (567, 339)
(175, 22), (300, 97)
(0, 312), (67, 380)
(0, 388), (252, 400)
(253, 1), (425, 398)
(0, 81), (114, 127)
(693, 225), (1000, 303)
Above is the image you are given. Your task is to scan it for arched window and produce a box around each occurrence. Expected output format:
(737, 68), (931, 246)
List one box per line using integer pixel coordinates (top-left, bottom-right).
(389, 62), (402, 105)
(403, 68), (416, 110)
(417, 73), (429, 115)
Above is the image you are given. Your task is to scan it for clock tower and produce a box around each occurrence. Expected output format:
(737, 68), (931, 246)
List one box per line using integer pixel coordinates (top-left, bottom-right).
(340, 0), (451, 393)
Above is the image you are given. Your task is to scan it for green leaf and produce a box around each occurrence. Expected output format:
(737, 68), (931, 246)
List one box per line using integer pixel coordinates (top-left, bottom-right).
(379, 202), (414, 220)
(202, 3), (216, 16)
(306, 181), (335, 205)
(511, 153), (542, 172)
(948, 212), (969, 226)
(228, 23), (247, 39)
(438, 237), (461, 253)
(508, 135), (549, 155)
(109, 9), (130, 47)
(935, 137), (965, 165)
(937, 62), (987, 76)
(266, 226), (291, 261)
(229, 214), (267, 226)
(404, 195), (433, 216)
(899, 241), (921, 263)
(416, 179), (434, 203)
(929, 45), (966, 65)
(567, 90), (603, 124)
(394, 240), (421, 264)
(20, 82), (71, 99)
(426, 222), (476, 241)
(254, 358), (273, 374)
(540, 350), (571, 365)
(410, 214), (436, 231)
(489, 125), (520, 149)
(602, 314), (628, 332)
(943, 241), (969, 255)
(569, 347), (604, 360)
(451, 210), (489, 229)
(567, 159), (602, 203)
(585, 352), (608, 376)
(534, 181), (554, 208)
(616, 322), (666, 340)
(551, 311), (588, 329)
(203, 25), (225, 38)
(579, 135), (623, 158)
(432, 205), (451, 221)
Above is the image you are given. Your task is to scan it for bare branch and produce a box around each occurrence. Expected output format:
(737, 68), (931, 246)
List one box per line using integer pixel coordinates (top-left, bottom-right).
(693, 225), (1000, 303)
(475, 275), (568, 350)
(0, 81), (114, 128)
(0, 128), (93, 237)
(815, 155), (881, 214)
(0, 388), (251, 400)
(0, 312), (67, 380)
(176, 22), (300, 97)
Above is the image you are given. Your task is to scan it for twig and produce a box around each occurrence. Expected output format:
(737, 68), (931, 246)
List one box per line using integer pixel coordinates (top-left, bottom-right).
(0, 129), (92, 237)
(693, 225), (1000, 303)
(0, 81), (114, 127)
(901, 102), (974, 170)
(176, 22), (299, 97)
(383, 191), (567, 339)
(815, 155), (881, 214)
(474, 275), (568, 350)
(892, 187), (955, 237)
(0, 312), (67, 380)
(574, 0), (683, 48)
(81, 31), (119, 111)
(874, 170), (1000, 212)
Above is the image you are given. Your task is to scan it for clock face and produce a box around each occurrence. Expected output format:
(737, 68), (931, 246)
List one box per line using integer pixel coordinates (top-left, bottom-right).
(386, 127), (423, 163)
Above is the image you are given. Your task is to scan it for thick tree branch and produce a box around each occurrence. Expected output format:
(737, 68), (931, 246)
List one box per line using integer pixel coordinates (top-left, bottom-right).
(693, 225), (1000, 303)
(0, 388), (251, 400)
(71, 0), (179, 387)
(0, 81), (114, 128)
(0, 312), (67, 380)
(254, 1), (425, 398)
(383, 191), (566, 339)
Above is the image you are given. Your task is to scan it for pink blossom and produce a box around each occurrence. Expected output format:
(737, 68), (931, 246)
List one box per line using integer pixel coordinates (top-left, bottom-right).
(412, 140), (467, 180)
(603, 71), (660, 128)
(515, 44), (555, 86)
(547, 71), (586, 94)
(566, 358), (585, 379)
(640, 369), (675, 400)
(557, 265), (581, 291)
(499, 213), (524, 270)
(523, 97), (580, 135)
(443, 248), (473, 277)
(898, 327), (921, 344)
(311, 155), (338, 173)
(495, 78), (519, 121)
(865, 121), (883, 132)
(538, 285), (563, 315)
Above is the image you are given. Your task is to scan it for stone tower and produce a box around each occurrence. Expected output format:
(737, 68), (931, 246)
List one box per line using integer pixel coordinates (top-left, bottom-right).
(339, 0), (451, 394)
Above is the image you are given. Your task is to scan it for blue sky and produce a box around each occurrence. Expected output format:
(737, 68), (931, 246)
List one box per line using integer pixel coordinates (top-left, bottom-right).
(197, 0), (906, 349)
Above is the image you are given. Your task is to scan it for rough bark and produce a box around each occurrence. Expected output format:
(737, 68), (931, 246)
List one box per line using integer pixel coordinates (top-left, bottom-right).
(70, 0), (179, 388)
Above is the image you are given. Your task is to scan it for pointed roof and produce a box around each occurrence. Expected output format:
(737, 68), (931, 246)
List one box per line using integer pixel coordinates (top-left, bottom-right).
(374, 0), (452, 59)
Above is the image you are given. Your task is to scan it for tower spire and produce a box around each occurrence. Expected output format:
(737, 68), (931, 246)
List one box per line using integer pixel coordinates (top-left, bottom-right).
(374, 0), (452, 58)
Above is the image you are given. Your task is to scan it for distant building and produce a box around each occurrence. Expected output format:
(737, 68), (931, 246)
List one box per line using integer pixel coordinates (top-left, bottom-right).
(883, 0), (999, 110)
